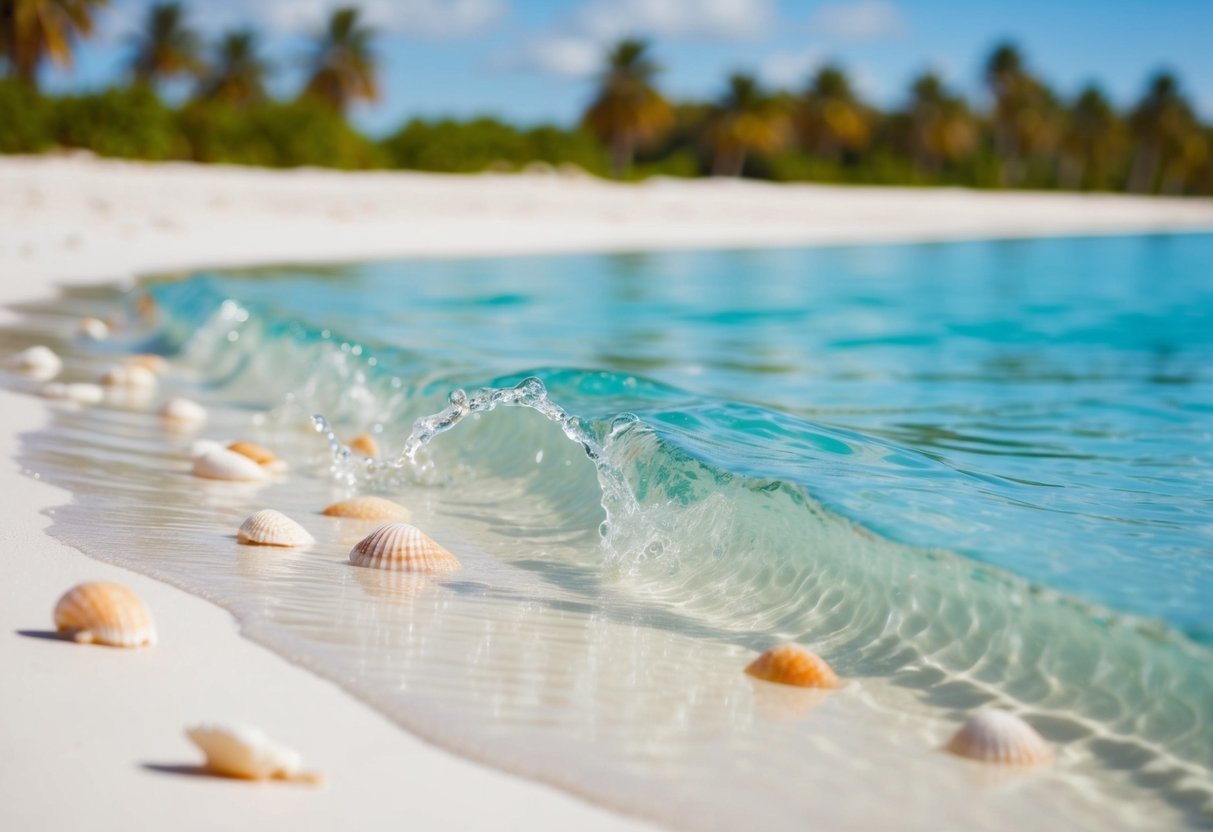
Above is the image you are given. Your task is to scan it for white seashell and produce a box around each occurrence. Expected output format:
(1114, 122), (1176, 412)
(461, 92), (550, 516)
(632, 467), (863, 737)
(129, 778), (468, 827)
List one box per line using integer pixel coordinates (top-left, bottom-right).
(99, 363), (157, 389)
(159, 396), (207, 426)
(192, 447), (267, 481)
(227, 441), (278, 466)
(40, 382), (105, 404)
(945, 710), (1053, 766)
(349, 523), (460, 573)
(322, 496), (410, 522)
(53, 582), (157, 648)
(237, 509), (314, 547)
(7, 345), (62, 380)
(188, 438), (226, 459)
(78, 317), (110, 340)
(185, 723), (322, 783)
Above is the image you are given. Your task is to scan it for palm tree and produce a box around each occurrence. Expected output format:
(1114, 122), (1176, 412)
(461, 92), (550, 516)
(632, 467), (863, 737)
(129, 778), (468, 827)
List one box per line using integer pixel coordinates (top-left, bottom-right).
(983, 41), (1058, 186)
(1128, 72), (1197, 193)
(303, 6), (377, 116)
(1057, 85), (1124, 190)
(904, 72), (977, 176)
(581, 39), (673, 177)
(130, 2), (200, 87)
(798, 64), (871, 162)
(197, 29), (270, 106)
(703, 74), (790, 176)
(0, 0), (107, 89)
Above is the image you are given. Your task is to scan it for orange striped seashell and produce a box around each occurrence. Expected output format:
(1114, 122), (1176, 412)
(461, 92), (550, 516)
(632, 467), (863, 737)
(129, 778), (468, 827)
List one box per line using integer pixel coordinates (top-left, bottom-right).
(946, 710), (1053, 766)
(237, 509), (314, 547)
(349, 523), (460, 573)
(126, 354), (170, 376)
(228, 441), (279, 466)
(348, 433), (379, 458)
(745, 644), (840, 689)
(53, 582), (157, 648)
(186, 723), (322, 784)
(322, 496), (410, 522)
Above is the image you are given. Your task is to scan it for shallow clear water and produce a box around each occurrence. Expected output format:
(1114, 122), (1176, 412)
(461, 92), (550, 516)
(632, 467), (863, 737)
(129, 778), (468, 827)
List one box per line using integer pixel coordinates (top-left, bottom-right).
(5, 233), (1213, 830)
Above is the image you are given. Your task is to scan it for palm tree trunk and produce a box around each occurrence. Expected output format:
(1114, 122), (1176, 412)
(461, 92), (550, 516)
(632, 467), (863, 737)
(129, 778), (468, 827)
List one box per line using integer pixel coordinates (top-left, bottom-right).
(610, 134), (634, 178)
(1128, 144), (1159, 193)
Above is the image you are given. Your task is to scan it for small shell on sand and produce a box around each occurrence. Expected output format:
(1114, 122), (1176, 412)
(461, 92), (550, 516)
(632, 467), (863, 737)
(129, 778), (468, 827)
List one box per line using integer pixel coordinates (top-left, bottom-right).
(348, 433), (379, 458)
(41, 382), (105, 404)
(745, 644), (841, 689)
(126, 354), (169, 375)
(159, 396), (207, 426)
(7, 345), (62, 380)
(322, 496), (410, 522)
(192, 447), (267, 481)
(185, 724), (322, 784)
(99, 363), (157, 389)
(53, 582), (157, 648)
(228, 441), (278, 466)
(349, 523), (460, 573)
(78, 317), (110, 340)
(237, 509), (314, 547)
(945, 710), (1053, 766)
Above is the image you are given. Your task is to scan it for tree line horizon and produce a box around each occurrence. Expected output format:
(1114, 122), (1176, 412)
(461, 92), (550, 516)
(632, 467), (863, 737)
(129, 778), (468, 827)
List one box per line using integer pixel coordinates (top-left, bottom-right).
(1, 1), (1210, 194)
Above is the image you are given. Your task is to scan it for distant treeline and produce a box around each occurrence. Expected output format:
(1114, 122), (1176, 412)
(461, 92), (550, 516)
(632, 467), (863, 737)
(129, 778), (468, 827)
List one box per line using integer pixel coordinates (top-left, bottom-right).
(1, 2), (1211, 193)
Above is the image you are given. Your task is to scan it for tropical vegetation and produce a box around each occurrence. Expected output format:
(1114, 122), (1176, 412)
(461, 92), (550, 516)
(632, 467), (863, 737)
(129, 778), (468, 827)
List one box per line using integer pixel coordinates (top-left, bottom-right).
(1, 4), (1211, 194)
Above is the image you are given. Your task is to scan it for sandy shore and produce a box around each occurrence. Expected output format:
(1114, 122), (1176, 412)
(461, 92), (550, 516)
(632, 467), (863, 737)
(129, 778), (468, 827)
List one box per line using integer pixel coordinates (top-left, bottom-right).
(2, 155), (1212, 831)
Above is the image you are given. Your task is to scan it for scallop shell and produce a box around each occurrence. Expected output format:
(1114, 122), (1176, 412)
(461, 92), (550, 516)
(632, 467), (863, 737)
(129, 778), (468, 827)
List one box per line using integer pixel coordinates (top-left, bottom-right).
(349, 523), (460, 573)
(7, 345), (62, 380)
(322, 496), (410, 522)
(41, 382), (105, 404)
(348, 433), (379, 458)
(946, 710), (1053, 766)
(192, 447), (267, 481)
(159, 396), (207, 426)
(53, 582), (157, 648)
(99, 363), (157, 389)
(78, 317), (110, 340)
(185, 723), (322, 783)
(238, 509), (314, 547)
(126, 354), (169, 375)
(745, 644), (840, 689)
(228, 441), (278, 466)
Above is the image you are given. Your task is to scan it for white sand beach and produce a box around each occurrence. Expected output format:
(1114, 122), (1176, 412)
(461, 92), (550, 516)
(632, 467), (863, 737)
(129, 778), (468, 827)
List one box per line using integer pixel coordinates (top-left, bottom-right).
(2, 154), (1212, 831)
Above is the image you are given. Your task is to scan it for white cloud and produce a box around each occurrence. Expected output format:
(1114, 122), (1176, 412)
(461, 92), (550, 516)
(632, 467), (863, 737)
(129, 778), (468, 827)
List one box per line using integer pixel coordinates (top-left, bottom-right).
(761, 48), (822, 88)
(251, 0), (505, 38)
(577, 0), (775, 42)
(502, 0), (775, 80)
(810, 0), (905, 42)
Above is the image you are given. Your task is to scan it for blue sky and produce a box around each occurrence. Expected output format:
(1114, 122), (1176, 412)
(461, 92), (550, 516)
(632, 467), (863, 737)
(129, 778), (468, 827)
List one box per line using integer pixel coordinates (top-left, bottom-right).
(42, 0), (1213, 135)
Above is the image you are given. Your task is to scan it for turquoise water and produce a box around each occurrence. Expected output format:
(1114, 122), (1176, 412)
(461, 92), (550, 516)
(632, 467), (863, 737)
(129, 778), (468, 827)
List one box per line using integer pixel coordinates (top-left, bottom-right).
(9, 232), (1213, 829)
(154, 234), (1213, 643)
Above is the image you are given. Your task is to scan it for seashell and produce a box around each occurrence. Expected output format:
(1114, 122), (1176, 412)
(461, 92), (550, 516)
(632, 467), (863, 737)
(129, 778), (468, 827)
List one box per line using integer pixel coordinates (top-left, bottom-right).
(349, 523), (460, 573)
(7, 345), (62, 380)
(185, 723), (322, 783)
(78, 316), (110, 340)
(53, 582), (157, 648)
(348, 433), (379, 458)
(945, 710), (1053, 766)
(99, 363), (157, 389)
(188, 438), (225, 459)
(745, 644), (841, 689)
(126, 354), (169, 375)
(237, 509), (314, 547)
(40, 382), (105, 404)
(159, 396), (207, 426)
(322, 496), (410, 522)
(192, 447), (267, 481)
(228, 441), (278, 466)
